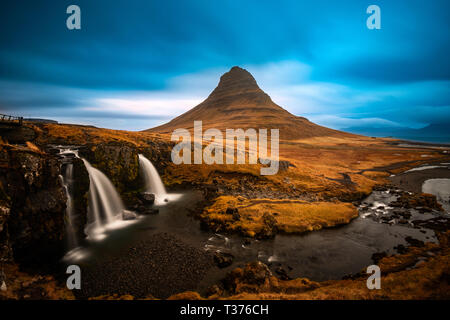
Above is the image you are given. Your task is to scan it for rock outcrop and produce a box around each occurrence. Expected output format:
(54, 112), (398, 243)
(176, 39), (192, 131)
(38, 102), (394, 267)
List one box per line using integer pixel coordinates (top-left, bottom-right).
(79, 142), (141, 205)
(0, 145), (67, 270)
(66, 157), (89, 242)
(79, 140), (173, 206)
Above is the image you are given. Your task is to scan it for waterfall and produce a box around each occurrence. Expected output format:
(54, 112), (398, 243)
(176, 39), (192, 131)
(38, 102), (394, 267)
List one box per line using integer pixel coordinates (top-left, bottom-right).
(138, 154), (168, 204)
(82, 159), (127, 239)
(58, 148), (87, 262)
(60, 163), (78, 250)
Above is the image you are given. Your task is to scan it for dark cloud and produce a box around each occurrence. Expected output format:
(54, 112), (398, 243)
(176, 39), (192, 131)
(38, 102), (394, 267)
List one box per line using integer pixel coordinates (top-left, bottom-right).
(0, 0), (449, 130)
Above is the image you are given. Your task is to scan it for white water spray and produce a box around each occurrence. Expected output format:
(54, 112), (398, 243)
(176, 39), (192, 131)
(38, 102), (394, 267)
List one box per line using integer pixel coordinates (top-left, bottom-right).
(138, 154), (170, 204)
(58, 148), (88, 262)
(82, 159), (128, 239)
(60, 163), (78, 249)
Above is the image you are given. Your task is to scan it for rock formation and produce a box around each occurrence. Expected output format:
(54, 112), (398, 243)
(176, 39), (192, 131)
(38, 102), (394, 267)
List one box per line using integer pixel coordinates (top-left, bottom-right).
(0, 145), (67, 270)
(148, 66), (355, 140)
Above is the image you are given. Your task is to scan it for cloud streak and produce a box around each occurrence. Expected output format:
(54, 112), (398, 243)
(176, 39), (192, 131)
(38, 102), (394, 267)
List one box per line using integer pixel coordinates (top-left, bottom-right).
(0, 0), (448, 131)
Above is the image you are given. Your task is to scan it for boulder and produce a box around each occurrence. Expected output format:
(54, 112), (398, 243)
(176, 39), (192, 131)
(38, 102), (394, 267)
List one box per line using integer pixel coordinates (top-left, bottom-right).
(122, 210), (137, 221)
(214, 251), (234, 268)
(242, 261), (272, 285)
(139, 192), (155, 205)
(275, 266), (291, 280)
(257, 212), (277, 239)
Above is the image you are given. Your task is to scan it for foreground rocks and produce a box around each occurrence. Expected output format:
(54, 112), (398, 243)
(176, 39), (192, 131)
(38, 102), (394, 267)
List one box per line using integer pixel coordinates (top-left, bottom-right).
(138, 192), (155, 205)
(77, 232), (215, 299)
(0, 144), (67, 269)
(214, 251), (234, 268)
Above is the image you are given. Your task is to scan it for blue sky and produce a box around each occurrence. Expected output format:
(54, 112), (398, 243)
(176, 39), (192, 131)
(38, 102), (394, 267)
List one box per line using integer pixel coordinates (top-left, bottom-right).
(0, 0), (449, 131)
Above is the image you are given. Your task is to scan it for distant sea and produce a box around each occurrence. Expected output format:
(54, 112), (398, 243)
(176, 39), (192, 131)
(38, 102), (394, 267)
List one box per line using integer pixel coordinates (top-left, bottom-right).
(389, 135), (450, 144)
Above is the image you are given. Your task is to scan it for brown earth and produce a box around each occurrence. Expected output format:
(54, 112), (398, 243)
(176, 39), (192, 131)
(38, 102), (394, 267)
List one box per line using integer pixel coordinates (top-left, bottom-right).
(148, 66), (356, 141)
(1, 67), (449, 300)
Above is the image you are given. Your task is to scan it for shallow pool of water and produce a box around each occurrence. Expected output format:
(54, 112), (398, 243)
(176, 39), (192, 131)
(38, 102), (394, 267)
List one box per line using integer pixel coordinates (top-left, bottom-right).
(422, 178), (450, 212)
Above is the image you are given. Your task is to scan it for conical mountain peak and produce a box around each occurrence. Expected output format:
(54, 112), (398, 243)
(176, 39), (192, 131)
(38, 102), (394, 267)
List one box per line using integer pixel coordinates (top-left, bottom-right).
(148, 66), (354, 140)
(206, 66), (271, 104)
(217, 66), (258, 89)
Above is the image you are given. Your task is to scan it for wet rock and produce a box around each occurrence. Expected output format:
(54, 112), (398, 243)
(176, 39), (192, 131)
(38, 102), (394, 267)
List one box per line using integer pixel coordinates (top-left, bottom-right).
(122, 210), (137, 221)
(394, 244), (408, 254)
(275, 266), (291, 280)
(371, 251), (387, 264)
(139, 193), (155, 205)
(412, 216), (450, 232)
(214, 251), (234, 268)
(242, 261), (272, 285)
(79, 142), (141, 202)
(405, 236), (425, 247)
(372, 185), (390, 192)
(0, 269), (6, 291)
(392, 192), (443, 212)
(71, 157), (89, 242)
(0, 204), (10, 234)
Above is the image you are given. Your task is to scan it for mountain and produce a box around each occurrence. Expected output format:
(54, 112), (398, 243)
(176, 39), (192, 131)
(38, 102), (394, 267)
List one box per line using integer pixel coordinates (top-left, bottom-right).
(344, 123), (450, 144)
(147, 66), (355, 140)
(24, 118), (58, 124)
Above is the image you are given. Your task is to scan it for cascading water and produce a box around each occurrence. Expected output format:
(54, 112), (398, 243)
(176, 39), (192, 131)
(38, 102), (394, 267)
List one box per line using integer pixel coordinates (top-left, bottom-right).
(82, 159), (128, 239)
(58, 147), (136, 244)
(61, 163), (78, 249)
(139, 154), (169, 204)
(58, 148), (87, 261)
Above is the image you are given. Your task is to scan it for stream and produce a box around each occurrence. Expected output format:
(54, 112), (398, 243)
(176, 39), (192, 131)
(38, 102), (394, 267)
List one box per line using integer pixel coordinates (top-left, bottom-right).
(58, 147), (449, 298)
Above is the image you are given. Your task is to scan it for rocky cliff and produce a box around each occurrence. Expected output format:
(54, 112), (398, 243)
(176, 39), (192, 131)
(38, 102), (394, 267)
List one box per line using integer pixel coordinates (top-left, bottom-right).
(0, 145), (67, 271)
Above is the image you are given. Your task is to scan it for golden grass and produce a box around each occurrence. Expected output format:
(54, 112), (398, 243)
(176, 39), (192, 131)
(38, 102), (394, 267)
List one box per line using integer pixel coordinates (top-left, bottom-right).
(25, 141), (44, 154)
(33, 122), (448, 200)
(202, 196), (358, 237)
(0, 263), (75, 300)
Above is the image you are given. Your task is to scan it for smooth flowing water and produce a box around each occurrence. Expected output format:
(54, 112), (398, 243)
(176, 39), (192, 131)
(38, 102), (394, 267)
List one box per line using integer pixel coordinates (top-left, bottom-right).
(56, 147), (449, 297)
(57, 148), (83, 261)
(60, 164), (77, 249)
(138, 154), (182, 204)
(82, 159), (131, 240)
